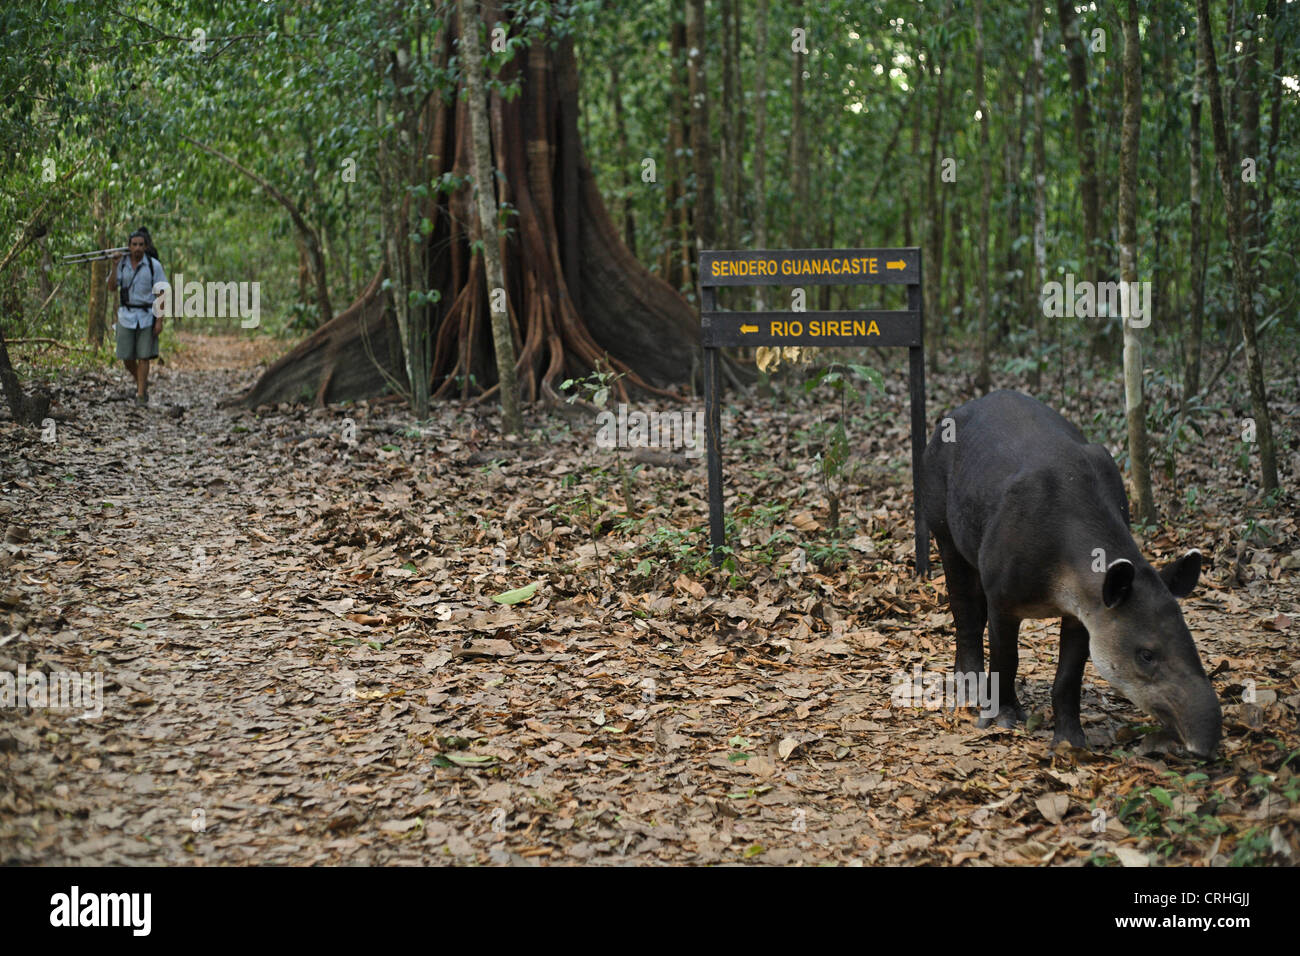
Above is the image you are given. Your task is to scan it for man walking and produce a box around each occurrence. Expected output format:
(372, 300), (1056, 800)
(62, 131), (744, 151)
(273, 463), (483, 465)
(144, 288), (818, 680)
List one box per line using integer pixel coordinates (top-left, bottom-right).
(107, 229), (166, 406)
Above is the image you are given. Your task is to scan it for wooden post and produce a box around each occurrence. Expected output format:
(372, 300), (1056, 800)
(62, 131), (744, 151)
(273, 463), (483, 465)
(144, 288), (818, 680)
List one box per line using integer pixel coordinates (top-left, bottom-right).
(703, 283), (726, 565)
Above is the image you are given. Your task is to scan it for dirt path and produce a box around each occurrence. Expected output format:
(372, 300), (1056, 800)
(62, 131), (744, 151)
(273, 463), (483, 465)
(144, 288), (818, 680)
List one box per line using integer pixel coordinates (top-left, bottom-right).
(1, 336), (1297, 865)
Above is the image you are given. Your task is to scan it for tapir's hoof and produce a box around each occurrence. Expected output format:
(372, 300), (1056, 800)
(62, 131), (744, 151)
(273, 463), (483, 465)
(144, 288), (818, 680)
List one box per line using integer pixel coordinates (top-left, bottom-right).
(977, 704), (1026, 729)
(1052, 728), (1088, 749)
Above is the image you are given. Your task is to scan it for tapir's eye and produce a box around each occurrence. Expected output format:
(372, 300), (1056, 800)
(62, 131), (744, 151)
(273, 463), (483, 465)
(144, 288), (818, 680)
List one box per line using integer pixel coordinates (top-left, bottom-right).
(1137, 648), (1156, 665)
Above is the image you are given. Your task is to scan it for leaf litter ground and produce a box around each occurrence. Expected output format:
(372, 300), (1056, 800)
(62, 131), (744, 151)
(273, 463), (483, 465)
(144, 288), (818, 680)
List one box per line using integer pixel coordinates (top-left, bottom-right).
(1, 333), (1297, 866)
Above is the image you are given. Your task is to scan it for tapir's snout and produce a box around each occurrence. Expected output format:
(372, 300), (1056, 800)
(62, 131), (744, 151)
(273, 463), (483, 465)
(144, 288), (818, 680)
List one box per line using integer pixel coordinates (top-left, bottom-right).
(1152, 677), (1222, 759)
(1179, 678), (1222, 758)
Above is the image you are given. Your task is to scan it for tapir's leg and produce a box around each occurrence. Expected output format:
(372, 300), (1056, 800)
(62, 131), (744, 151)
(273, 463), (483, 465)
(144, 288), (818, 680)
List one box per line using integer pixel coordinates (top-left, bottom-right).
(1051, 616), (1090, 748)
(936, 537), (986, 679)
(978, 607), (1026, 728)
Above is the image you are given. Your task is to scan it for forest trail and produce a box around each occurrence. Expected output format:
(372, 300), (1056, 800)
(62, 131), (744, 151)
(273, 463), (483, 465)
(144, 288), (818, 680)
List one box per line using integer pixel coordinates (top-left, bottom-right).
(0, 335), (1296, 865)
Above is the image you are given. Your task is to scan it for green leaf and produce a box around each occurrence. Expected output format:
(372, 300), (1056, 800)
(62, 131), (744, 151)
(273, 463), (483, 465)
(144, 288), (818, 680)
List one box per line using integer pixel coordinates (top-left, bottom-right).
(491, 581), (539, 604)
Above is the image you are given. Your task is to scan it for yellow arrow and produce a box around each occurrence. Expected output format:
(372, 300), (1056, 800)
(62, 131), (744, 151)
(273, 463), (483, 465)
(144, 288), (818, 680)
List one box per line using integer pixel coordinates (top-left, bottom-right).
(887, 259), (907, 270)
(740, 324), (758, 333)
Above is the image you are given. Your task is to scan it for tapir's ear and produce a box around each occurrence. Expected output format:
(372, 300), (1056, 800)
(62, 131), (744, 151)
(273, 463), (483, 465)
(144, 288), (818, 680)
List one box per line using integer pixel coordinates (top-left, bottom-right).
(1103, 559), (1135, 609)
(1159, 549), (1202, 599)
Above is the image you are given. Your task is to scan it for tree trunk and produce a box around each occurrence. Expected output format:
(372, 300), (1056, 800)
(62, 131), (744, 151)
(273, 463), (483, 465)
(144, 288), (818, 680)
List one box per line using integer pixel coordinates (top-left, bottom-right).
(1237, 4), (1262, 254)
(719, 0), (738, 249)
(1151, 14), (1172, 333)
(374, 30), (431, 415)
(923, 35), (947, 375)
(904, 79), (921, 249)
(789, 0), (807, 248)
(685, 0), (716, 265)
(459, 0), (521, 432)
(950, 202), (964, 351)
(0, 326), (50, 425)
(1057, 0), (1101, 286)
(661, 10), (692, 294)
(1030, 0), (1047, 390)
(1119, 0), (1156, 525)
(237, 16), (698, 410)
(974, 0), (992, 392)
(36, 235), (53, 305)
(1057, 0), (1107, 362)
(1196, 0), (1280, 492)
(1259, 0), (1283, 234)
(1000, 67), (1025, 343)
(87, 189), (110, 344)
(0, 161), (78, 422)
(1185, 32), (1206, 398)
(752, 0), (769, 310)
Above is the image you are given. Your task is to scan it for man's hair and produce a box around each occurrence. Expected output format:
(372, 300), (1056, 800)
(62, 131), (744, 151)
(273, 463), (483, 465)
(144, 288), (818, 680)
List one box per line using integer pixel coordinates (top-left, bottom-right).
(130, 227), (160, 263)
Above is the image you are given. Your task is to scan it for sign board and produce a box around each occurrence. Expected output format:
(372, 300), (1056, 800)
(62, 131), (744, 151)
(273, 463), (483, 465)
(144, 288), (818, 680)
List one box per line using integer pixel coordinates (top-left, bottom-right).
(700, 247), (928, 576)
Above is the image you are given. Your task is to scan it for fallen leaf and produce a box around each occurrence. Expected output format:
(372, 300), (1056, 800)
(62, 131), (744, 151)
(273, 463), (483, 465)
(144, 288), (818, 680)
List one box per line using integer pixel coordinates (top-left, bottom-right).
(492, 582), (540, 605)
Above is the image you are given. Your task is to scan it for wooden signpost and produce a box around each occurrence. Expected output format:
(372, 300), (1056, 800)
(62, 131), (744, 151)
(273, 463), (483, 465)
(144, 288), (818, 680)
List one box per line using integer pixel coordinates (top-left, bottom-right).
(699, 247), (928, 576)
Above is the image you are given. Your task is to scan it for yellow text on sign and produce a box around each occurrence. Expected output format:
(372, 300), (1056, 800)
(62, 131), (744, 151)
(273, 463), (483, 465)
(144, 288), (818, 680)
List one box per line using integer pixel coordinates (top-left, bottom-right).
(768, 320), (881, 337)
(711, 256), (889, 278)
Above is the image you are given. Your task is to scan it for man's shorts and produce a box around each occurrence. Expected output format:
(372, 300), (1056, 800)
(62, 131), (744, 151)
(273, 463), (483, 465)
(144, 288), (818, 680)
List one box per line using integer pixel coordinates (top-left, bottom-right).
(116, 323), (159, 360)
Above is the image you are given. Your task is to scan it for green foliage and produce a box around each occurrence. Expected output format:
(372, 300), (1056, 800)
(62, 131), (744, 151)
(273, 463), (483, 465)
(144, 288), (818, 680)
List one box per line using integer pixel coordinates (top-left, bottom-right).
(560, 365), (623, 410)
(1116, 771), (1231, 860)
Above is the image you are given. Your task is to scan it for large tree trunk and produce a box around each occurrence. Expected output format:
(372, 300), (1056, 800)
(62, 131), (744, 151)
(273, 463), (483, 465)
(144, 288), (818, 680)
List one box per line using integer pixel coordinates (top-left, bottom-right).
(238, 15), (699, 410)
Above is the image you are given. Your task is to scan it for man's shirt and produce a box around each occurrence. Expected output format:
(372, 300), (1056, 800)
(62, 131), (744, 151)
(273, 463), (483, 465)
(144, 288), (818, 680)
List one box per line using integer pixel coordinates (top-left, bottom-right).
(116, 255), (166, 329)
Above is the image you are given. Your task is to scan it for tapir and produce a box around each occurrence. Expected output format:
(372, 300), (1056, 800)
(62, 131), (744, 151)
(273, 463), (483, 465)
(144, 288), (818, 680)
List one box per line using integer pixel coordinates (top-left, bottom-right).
(920, 390), (1222, 757)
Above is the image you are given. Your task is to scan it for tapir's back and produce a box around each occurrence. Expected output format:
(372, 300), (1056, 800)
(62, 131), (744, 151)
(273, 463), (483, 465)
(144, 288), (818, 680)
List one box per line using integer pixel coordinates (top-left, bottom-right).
(921, 390), (1129, 562)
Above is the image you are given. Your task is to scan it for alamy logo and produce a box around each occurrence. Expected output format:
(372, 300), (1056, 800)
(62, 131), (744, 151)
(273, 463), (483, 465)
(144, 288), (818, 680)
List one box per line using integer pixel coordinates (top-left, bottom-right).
(890, 665), (1000, 719)
(1040, 273), (1151, 327)
(595, 404), (706, 459)
(153, 274), (261, 328)
(49, 886), (151, 936)
(0, 664), (103, 718)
